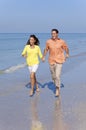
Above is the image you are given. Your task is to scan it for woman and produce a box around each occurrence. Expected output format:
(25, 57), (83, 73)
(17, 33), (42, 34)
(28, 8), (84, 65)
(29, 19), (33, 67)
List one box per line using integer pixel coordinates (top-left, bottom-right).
(22, 35), (43, 96)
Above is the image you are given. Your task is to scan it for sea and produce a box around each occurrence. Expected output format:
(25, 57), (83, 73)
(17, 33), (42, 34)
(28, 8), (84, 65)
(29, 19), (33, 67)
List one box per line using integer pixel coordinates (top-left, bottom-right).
(0, 33), (86, 74)
(0, 33), (86, 130)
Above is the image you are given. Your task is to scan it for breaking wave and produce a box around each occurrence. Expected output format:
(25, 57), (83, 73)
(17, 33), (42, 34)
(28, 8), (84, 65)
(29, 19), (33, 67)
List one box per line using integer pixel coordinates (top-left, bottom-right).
(0, 63), (26, 74)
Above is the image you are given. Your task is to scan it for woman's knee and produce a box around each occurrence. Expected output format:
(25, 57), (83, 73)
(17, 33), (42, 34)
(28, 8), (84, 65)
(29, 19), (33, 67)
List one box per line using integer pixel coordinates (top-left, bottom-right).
(30, 72), (35, 79)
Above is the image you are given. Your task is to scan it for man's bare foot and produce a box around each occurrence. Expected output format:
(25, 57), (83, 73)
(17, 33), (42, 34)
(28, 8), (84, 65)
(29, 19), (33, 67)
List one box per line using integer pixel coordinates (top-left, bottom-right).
(55, 87), (60, 97)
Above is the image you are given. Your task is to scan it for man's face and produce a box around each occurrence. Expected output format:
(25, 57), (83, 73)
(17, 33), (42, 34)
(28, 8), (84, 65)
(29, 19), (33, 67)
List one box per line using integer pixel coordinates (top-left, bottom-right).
(51, 31), (58, 40)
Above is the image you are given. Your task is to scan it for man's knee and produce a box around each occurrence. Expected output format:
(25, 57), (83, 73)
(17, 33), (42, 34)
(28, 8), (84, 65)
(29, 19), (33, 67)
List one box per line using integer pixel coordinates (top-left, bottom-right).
(56, 75), (60, 82)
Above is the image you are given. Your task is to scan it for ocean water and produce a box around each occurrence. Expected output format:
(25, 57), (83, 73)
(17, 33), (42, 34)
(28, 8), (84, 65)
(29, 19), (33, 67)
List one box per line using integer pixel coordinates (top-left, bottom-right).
(0, 33), (86, 75)
(0, 33), (86, 130)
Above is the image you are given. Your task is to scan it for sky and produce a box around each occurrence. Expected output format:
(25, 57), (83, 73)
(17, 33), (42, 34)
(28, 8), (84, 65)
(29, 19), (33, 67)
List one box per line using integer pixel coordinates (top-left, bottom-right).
(0, 0), (86, 33)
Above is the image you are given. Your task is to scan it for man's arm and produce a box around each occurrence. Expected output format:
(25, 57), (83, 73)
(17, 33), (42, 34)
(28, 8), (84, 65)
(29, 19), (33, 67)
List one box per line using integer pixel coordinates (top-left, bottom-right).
(62, 41), (69, 59)
(65, 47), (69, 58)
(42, 46), (49, 62)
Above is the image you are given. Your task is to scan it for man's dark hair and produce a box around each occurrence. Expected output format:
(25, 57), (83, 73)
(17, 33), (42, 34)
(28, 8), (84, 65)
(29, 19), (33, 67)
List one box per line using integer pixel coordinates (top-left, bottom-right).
(51, 29), (59, 33)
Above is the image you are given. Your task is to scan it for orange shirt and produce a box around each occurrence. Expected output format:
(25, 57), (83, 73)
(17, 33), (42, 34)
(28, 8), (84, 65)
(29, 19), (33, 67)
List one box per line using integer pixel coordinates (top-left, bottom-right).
(46, 38), (68, 64)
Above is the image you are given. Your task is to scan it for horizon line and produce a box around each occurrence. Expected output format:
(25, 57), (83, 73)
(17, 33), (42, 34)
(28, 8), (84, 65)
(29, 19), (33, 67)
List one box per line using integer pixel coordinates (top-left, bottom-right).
(0, 32), (86, 34)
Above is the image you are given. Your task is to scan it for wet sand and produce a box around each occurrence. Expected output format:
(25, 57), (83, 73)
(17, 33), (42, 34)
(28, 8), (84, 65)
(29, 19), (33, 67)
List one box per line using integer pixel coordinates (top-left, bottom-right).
(0, 61), (86, 130)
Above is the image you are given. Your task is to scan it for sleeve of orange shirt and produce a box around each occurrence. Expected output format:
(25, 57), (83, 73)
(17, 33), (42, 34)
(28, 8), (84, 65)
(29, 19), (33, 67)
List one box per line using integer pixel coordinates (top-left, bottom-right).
(45, 41), (49, 51)
(62, 41), (68, 50)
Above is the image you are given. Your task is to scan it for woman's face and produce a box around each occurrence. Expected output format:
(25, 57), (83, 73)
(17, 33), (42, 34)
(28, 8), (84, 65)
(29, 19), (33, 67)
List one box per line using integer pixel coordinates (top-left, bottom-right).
(29, 37), (35, 46)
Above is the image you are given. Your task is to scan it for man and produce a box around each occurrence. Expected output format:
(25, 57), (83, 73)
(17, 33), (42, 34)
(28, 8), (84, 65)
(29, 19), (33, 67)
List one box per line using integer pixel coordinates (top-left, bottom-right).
(42, 29), (69, 97)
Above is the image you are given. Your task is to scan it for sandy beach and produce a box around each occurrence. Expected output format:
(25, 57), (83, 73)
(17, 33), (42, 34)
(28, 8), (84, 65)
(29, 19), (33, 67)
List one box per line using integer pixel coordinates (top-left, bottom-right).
(0, 58), (86, 130)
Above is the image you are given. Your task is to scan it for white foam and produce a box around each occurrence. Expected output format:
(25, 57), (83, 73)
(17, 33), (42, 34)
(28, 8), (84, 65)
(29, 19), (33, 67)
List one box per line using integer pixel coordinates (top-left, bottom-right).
(4, 63), (26, 73)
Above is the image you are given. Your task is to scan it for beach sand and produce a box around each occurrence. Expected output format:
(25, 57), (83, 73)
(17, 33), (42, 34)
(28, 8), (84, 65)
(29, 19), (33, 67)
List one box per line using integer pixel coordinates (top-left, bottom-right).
(0, 60), (86, 130)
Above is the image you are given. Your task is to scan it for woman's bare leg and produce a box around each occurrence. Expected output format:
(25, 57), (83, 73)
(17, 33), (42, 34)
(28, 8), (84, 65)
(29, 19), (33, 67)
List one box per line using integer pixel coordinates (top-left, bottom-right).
(34, 74), (40, 92)
(30, 72), (35, 96)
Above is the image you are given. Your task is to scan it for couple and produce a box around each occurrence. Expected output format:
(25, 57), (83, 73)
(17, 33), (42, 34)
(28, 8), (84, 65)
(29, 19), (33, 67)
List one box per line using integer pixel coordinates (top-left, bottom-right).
(22, 29), (69, 97)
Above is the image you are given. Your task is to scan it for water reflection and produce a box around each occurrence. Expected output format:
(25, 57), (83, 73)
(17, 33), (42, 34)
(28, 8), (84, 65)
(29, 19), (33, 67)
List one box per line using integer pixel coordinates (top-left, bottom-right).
(30, 94), (46, 130)
(30, 94), (69, 130)
(53, 96), (69, 130)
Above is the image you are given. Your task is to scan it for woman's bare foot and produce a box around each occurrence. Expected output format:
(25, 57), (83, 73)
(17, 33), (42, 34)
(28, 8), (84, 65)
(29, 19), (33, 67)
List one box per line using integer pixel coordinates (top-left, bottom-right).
(29, 89), (34, 96)
(36, 83), (40, 92)
(36, 87), (40, 92)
